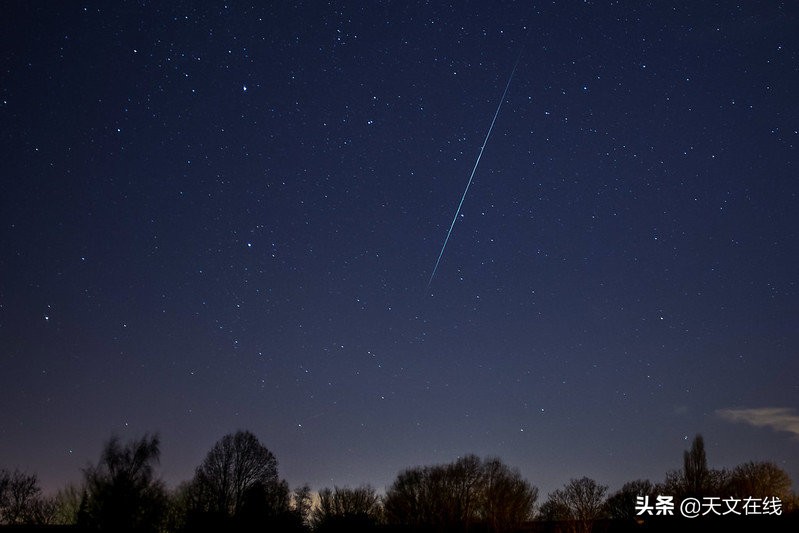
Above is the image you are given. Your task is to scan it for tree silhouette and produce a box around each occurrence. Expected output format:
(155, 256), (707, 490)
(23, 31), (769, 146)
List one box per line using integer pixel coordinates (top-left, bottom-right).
(50, 483), (83, 525)
(191, 430), (280, 517)
(0, 468), (47, 525)
(541, 477), (607, 533)
(383, 465), (429, 528)
(187, 430), (294, 532)
(479, 458), (538, 533)
(661, 434), (728, 500)
(604, 479), (653, 520)
(237, 478), (292, 531)
(683, 434), (712, 497)
(161, 482), (191, 533)
(537, 497), (571, 522)
(312, 485), (382, 532)
(78, 433), (166, 533)
(727, 461), (794, 507)
(384, 454), (537, 532)
(292, 484), (313, 528)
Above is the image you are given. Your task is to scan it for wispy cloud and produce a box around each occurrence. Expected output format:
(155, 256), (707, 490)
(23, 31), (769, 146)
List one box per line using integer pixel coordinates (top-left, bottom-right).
(717, 407), (799, 438)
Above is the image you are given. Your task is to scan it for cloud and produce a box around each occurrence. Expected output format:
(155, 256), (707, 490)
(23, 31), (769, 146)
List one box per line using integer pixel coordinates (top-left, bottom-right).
(717, 407), (799, 438)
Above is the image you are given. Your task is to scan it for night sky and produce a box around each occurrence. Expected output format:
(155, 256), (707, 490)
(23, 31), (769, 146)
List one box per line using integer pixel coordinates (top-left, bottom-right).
(2, 2), (798, 497)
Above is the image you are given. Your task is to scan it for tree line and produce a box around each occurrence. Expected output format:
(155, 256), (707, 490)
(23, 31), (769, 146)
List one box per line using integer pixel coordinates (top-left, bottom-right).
(1, 432), (796, 532)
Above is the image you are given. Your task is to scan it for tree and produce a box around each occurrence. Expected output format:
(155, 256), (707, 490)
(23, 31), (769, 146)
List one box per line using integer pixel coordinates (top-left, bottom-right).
(383, 465), (430, 528)
(683, 434), (711, 497)
(237, 478), (292, 531)
(50, 483), (83, 525)
(479, 458), (538, 533)
(384, 455), (537, 532)
(604, 479), (653, 521)
(541, 477), (607, 533)
(482, 457), (537, 530)
(0, 469), (46, 525)
(727, 461), (794, 508)
(190, 430), (287, 523)
(162, 482), (191, 533)
(537, 498), (571, 522)
(660, 434), (727, 500)
(312, 485), (382, 532)
(291, 484), (313, 528)
(79, 433), (166, 533)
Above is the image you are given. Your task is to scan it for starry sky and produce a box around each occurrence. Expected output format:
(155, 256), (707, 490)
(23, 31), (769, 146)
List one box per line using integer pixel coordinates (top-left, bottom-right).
(1, 2), (797, 497)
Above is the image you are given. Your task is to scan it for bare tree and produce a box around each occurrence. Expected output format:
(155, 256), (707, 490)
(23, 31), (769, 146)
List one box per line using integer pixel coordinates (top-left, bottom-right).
(448, 454), (484, 529)
(50, 483), (83, 525)
(312, 485), (382, 531)
(162, 482), (192, 533)
(385, 455), (537, 532)
(79, 433), (166, 533)
(727, 461), (794, 507)
(291, 484), (313, 528)
(191, 430), (283, 519)
(604, 479), (653, 520)
(542, 477), (607, 533)
(383, 466), (430, 528)
(479, 458), (538, 533)
(237, 478), (291, 529)
(0, 469), (45, 525)
(538, 497), (570, 522)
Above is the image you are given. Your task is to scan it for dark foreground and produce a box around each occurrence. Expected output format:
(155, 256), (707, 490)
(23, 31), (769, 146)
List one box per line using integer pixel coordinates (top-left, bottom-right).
(1, 513), (798, 533)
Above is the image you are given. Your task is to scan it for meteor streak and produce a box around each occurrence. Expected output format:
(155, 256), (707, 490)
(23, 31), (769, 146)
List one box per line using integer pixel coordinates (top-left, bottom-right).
(426, 55), (521, 291)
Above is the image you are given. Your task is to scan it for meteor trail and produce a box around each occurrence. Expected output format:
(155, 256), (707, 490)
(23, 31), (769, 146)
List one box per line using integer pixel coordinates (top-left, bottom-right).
(426, 55), (521, 291)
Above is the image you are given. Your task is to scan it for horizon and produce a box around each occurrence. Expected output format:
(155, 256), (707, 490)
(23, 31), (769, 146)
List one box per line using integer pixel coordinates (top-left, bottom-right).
(13, 427), (799, 499)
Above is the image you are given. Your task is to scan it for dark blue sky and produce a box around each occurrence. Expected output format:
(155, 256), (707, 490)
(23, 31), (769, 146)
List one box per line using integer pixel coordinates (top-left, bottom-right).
(2, 1), (797, 497)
